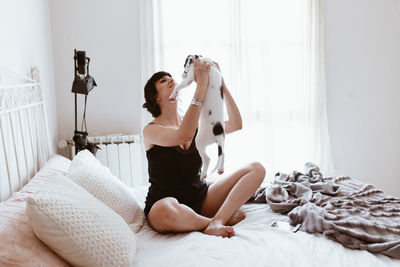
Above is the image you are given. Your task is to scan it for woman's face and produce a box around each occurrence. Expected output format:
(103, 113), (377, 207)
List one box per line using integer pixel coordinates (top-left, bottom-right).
(155, 75), (176, 101)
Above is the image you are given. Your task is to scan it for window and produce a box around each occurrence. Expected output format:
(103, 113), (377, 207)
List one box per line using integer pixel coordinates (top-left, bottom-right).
(156, 0), (333, 179)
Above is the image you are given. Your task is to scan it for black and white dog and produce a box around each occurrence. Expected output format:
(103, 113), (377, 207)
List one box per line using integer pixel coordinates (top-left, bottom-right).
(169, 55), (225, 180)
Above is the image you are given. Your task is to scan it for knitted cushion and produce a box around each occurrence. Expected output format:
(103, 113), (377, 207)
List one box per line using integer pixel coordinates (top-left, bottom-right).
(68, 149), (102, 170)
(26, 174), (137, 267)
(67, 149), (145, 233)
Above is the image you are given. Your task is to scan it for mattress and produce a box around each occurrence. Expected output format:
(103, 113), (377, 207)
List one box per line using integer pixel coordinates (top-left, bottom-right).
(131, 186), (400, 267)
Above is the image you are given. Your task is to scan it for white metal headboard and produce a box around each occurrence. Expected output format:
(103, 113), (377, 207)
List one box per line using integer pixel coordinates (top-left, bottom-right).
(0, 66), (50, 202)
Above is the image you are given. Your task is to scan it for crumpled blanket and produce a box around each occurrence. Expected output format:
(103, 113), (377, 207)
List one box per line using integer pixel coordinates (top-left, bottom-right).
(247, 162), (400, 259)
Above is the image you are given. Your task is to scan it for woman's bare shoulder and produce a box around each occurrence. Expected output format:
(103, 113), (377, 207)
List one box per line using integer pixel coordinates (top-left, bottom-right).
(143, 122), (182, 150)
(143, 122), (158, 140)
(143, 123), (158, 150)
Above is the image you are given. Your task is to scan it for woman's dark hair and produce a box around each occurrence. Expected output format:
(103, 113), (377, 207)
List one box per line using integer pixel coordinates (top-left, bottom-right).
(142, 71), (172, 118)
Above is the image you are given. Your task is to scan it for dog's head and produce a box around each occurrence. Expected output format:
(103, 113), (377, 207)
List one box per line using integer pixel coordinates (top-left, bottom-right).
(182, 54), (202, 78)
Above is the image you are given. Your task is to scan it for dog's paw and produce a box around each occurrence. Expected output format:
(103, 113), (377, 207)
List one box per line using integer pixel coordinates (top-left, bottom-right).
(217, 169), (224, 175)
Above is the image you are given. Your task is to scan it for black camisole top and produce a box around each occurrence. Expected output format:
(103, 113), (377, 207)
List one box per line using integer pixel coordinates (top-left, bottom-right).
(144, 128), (209, 216)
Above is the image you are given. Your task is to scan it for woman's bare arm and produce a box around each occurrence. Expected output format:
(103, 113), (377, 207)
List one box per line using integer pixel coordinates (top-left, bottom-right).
(222, 78), (242, 134)
(212, 62), (242, 134)
(144, 60), (211, 147)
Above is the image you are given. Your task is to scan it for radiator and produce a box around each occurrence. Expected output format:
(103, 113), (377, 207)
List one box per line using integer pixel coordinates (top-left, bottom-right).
(67, 134), (146, 187)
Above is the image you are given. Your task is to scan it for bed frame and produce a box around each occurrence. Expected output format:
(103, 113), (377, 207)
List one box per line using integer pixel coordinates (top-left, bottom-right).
(0, 66), (50, 202)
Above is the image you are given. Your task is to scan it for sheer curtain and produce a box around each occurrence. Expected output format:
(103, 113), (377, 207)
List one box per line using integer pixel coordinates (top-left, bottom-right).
(139, 0), (163, 184)
(142, 0), (334, 181)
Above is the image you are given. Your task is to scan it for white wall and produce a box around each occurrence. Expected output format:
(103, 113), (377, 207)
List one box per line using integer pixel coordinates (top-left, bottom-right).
(0, 0), (57, 154)
(48, 0), (400, 196)
(324, 0), (400, 196)
(50, 0), (142, 158)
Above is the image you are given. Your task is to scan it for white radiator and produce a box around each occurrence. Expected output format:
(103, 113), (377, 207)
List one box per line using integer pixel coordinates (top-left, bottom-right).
(68, 134), (146, 187)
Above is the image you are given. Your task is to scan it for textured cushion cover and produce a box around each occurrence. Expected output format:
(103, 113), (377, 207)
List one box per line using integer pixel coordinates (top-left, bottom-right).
(68, 148), (103, 170)
(67, 149), (145, 233)
(0, 154), (71, 267)
(26, 174), (137, 267)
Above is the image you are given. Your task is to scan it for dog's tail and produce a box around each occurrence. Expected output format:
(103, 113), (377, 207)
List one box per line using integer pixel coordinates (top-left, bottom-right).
(211, 135), (225, 175)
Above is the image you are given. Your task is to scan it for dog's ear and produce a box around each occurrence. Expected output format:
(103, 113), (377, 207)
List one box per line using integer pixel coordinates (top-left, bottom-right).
(184, 55), (193, 67)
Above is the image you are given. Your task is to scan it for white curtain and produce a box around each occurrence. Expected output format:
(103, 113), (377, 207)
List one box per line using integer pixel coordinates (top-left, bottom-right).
(139, 0), (163, 185)
(302, 0), (335, 176)
(143, 0), (335, 180)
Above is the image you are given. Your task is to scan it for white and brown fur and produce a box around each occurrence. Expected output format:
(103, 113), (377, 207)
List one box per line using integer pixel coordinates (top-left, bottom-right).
(169, 55), (225, 180)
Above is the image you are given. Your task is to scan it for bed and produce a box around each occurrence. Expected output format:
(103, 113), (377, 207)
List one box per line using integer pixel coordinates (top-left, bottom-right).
(1, 67), (400, 267)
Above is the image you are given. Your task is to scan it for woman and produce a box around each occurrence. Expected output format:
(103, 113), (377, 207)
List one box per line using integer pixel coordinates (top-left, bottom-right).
(142, 59), (265, 238)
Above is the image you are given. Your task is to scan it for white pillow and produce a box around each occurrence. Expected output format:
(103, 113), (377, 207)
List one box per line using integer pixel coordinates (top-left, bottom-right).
(26, 174), (137, 267)
(68, 149), (145, 233)
(68, 149), (102, 171)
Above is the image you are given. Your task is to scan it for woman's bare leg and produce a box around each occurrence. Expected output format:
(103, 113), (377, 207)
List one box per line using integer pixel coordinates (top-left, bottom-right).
(146, 162), (265, 237)
(201, 162), (265, 236)
(147, 197), (231, 234)
(226, 210), (246, 226)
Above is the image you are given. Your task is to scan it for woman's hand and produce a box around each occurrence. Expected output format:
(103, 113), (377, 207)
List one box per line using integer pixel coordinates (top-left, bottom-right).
(194, 59), (211, 88)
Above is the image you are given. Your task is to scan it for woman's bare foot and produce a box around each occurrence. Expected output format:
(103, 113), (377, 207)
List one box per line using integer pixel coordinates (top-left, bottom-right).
(226, 210), (246, 226)
(203, 220), (235, 238)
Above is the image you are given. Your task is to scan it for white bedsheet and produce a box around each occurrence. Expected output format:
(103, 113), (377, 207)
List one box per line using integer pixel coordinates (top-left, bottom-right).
(130, 186), (400, 267)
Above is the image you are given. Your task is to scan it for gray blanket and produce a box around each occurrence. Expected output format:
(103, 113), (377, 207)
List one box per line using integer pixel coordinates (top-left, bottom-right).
(247, 162), (400, 259)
